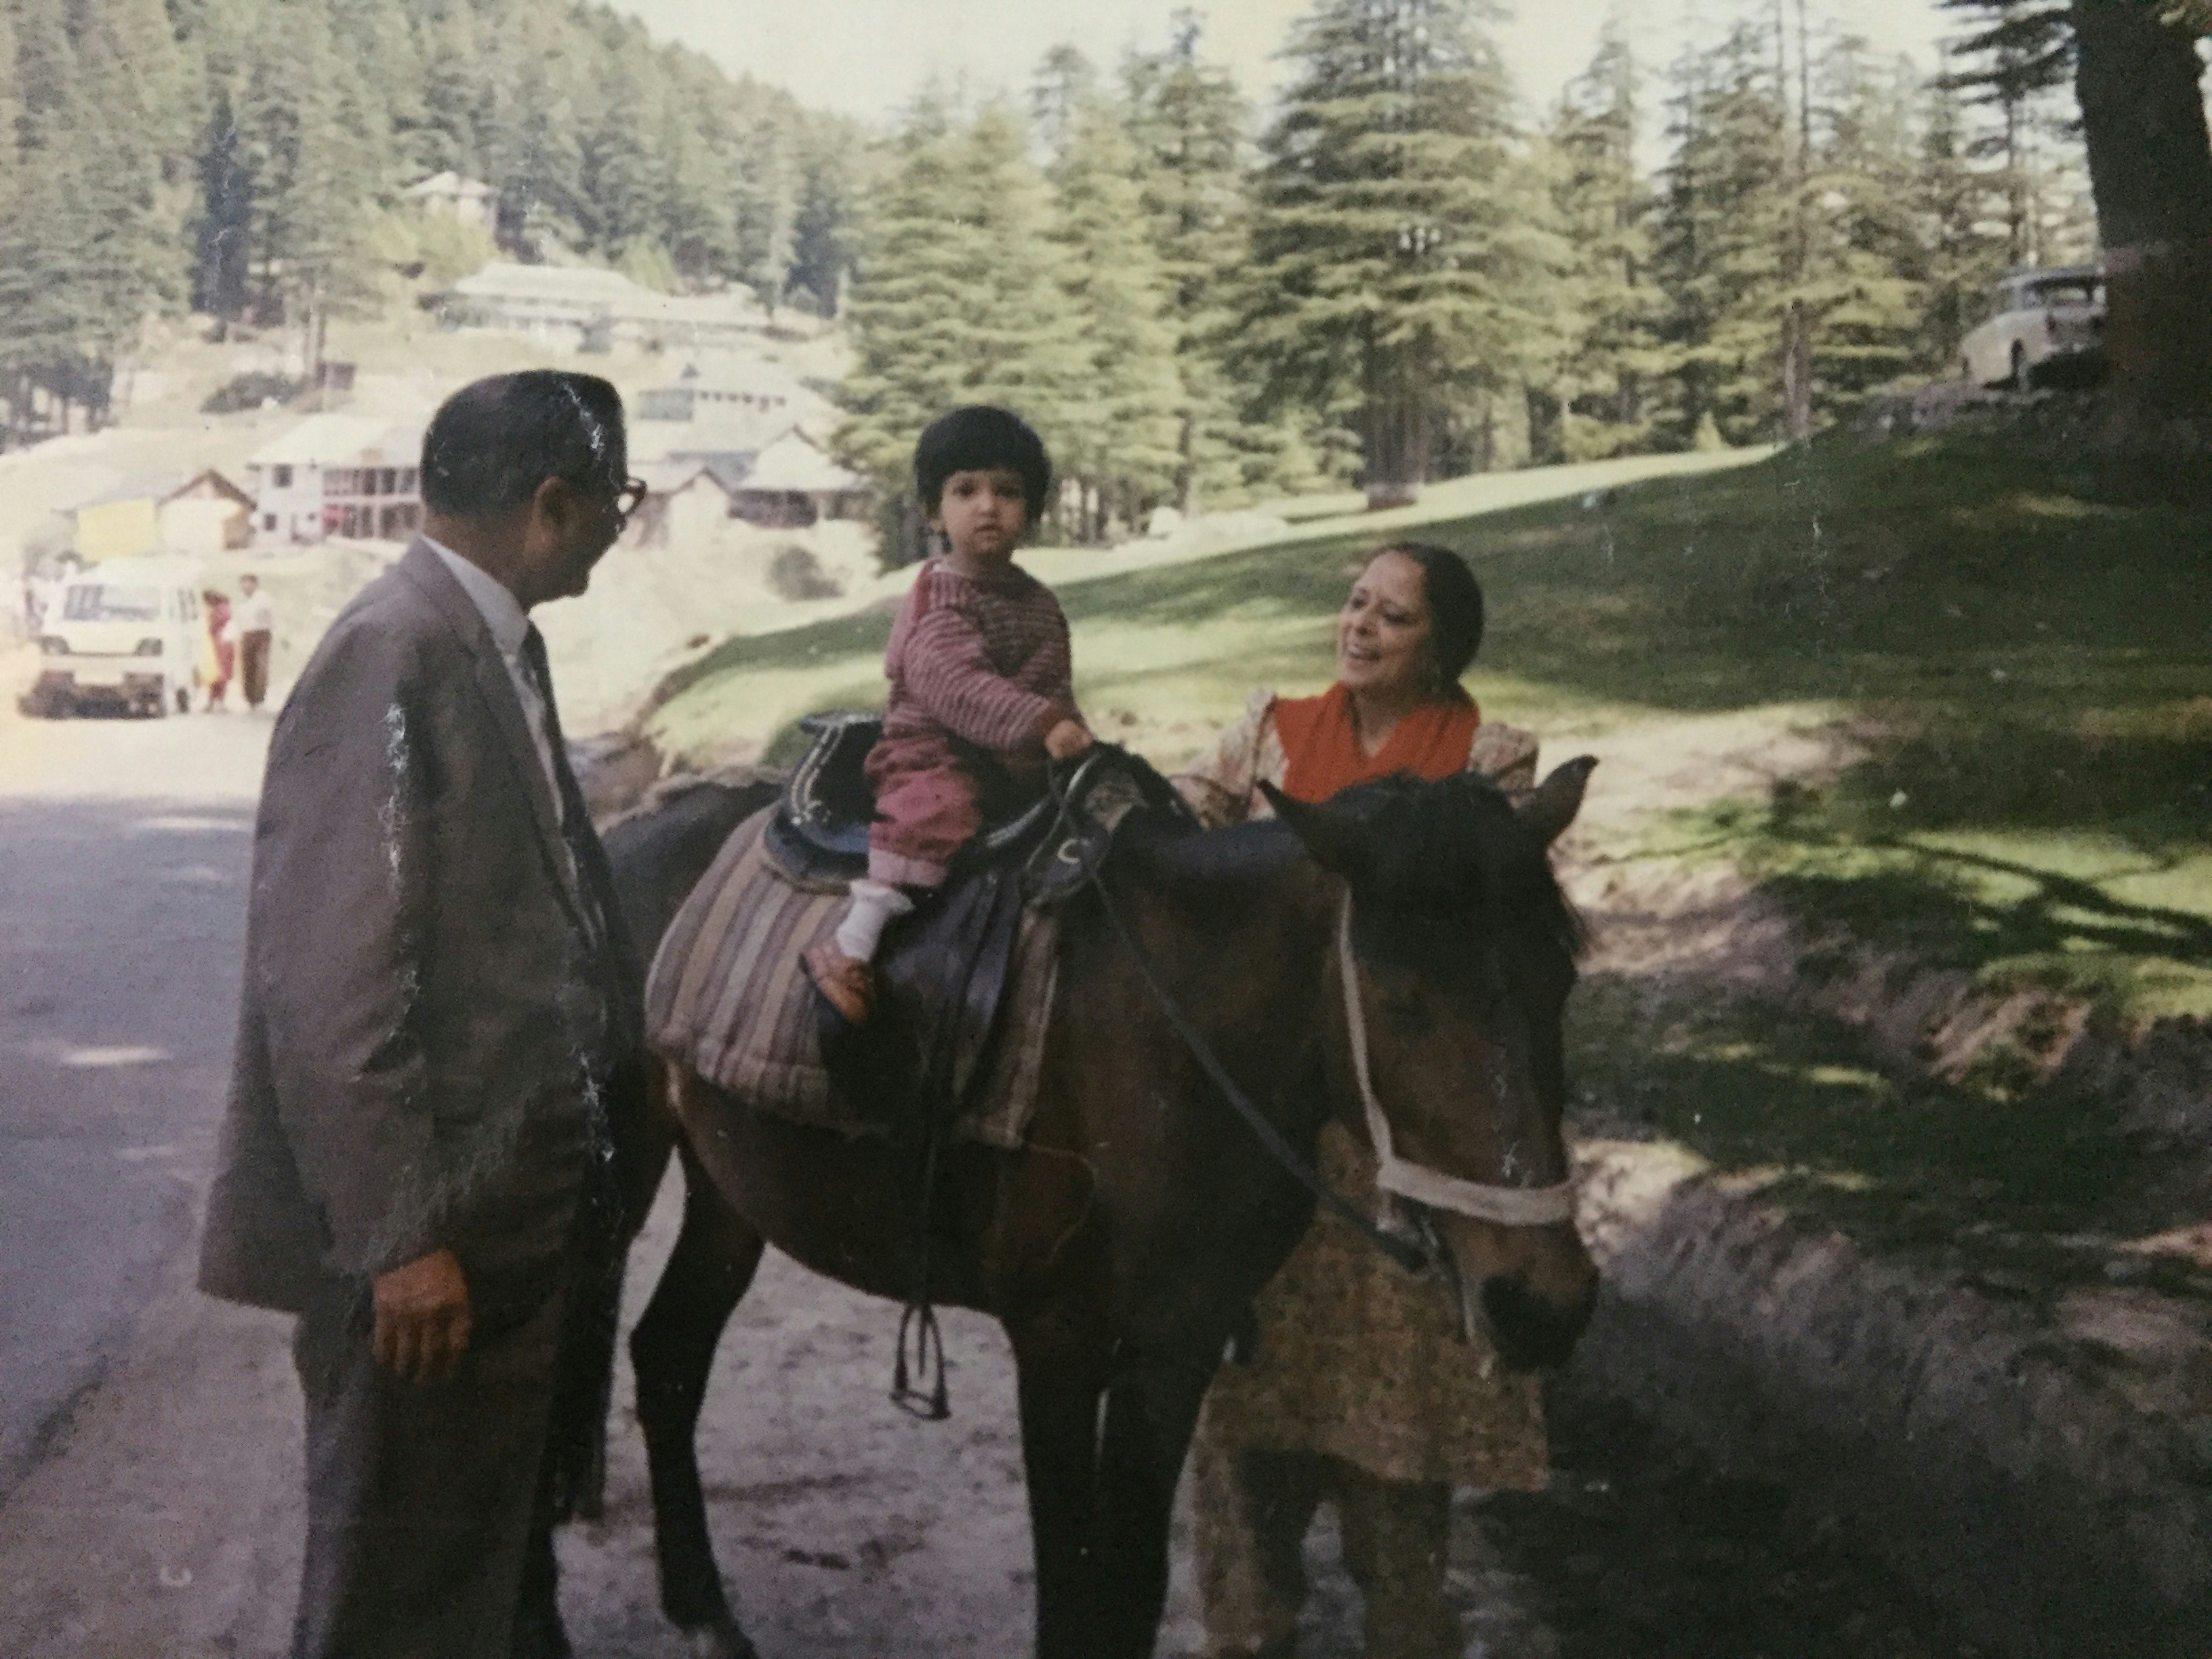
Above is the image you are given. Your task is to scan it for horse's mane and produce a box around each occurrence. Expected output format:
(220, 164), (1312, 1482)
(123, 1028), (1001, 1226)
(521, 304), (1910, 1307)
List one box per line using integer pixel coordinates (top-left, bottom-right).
(1334, 772), (1584, 974)
(1125, 771), (1583, 974)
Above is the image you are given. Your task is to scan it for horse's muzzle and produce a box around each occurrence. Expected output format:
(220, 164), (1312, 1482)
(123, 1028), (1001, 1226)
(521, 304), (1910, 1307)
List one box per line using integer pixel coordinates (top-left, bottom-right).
(1481, 1271), (1597, 1372)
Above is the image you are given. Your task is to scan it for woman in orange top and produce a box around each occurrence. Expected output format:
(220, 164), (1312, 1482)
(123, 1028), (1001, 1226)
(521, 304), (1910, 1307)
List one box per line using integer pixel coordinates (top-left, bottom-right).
(1174, 542), (1547, 1659)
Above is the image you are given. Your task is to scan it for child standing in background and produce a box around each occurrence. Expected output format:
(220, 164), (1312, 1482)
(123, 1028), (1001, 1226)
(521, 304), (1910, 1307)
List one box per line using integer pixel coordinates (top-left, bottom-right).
(804, 406), (1092, 1024)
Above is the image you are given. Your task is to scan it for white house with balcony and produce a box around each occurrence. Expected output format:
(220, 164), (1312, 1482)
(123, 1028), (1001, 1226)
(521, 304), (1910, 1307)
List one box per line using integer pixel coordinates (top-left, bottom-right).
(245, 415), (427, 546)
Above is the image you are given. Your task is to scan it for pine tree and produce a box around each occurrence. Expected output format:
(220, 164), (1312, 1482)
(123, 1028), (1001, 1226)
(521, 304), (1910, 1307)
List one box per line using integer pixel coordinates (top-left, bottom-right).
(1937, 1), (2073, 264)
(1239, 0), (1565, 506)
(788, 115), (863, 316)
(1917, 60), (2008, 373)
(1029, 43), (1097, 163)
(187, 0), (256, 319)
(1652, 22), (1791, 445)
(836, 105), (1082, 559)
(0, 0), (26, 433)
(1049, 95), (1183, 540)
(1540, 26), (1664, 458)
(1123, 12), (1322, 508)
(478, 14), (590, 256)
(2072, 0), (2212, 413)
(0, 0), (82, 425)
(237, 0), (383, 374)
(1793, 35), (1927, 419)
(725, 83), (798, 308)
(75, 0), (194, 397)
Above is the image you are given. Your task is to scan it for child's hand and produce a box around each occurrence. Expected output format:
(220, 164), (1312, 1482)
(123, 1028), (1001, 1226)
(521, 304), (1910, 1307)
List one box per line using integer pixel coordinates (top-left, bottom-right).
(1044, 719), (1094, 762)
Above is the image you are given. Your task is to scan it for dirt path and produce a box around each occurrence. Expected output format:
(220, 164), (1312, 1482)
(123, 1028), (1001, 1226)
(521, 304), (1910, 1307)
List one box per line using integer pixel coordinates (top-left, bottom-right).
(0, 649), (1986, 1657)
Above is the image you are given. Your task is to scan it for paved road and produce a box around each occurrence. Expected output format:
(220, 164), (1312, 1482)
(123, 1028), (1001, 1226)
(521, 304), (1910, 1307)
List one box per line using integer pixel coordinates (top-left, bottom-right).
(0, 696), (271, 1496)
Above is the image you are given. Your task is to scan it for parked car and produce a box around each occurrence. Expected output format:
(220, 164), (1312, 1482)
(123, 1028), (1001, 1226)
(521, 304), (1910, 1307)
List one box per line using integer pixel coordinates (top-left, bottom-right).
(30, 557), (206, 718)
(1960, 265), (2106, 391)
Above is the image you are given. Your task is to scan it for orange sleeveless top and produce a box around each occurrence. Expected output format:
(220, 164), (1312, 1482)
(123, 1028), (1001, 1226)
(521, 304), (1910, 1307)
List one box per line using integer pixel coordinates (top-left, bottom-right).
(1275, 682), (1481, 804)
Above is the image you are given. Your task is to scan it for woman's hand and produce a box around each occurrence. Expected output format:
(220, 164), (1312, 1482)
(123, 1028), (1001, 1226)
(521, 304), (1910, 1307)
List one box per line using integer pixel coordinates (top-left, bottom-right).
(1044, 718), (1094, 762)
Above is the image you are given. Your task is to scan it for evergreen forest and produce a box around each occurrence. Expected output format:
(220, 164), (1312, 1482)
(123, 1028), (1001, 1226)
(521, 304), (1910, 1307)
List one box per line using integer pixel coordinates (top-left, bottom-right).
(1, 0), (2188, 541)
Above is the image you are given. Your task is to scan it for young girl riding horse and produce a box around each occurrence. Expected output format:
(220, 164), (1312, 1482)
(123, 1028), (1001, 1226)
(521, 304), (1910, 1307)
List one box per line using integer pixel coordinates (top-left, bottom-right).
(804, 406), (1094, 1023)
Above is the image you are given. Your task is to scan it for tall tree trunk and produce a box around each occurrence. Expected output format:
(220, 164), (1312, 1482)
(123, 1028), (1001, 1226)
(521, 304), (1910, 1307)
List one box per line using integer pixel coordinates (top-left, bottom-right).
(1173, 411), (1196, 513)
(1780, 299), (1814, 441)
(2073, 1), (2212, 415)
(1361, 334), (1428, 510)
(1525, 386), (1562, 468)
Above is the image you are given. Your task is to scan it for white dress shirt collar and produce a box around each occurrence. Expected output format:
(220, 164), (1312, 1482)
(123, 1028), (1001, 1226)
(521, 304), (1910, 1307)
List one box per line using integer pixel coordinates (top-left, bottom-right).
(422, 535), (575, 854)
(424, 536), (531, 658)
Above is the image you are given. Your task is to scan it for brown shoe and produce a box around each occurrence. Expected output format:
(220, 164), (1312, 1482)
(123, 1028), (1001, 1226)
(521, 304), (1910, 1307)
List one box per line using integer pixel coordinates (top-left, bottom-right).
(802, 940), (874, 1025)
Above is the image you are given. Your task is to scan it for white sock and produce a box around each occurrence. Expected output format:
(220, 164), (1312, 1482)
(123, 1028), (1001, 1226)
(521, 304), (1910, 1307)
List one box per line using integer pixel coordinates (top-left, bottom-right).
(834, 880), (914, 962)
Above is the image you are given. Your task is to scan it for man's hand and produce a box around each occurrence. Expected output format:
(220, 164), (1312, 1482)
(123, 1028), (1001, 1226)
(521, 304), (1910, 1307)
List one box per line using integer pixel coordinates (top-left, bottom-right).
(1044, 718), (1094, 762)
(372, 1248), (472, 1384)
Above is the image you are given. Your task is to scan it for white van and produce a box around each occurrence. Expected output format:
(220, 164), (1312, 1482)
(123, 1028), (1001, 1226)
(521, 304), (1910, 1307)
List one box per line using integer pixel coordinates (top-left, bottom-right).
(31, 558), (206, 717)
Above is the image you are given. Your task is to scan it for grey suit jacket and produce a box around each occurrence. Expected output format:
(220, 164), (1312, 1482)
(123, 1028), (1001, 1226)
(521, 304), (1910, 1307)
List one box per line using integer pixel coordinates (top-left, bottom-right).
(199, 540), (630, 1314)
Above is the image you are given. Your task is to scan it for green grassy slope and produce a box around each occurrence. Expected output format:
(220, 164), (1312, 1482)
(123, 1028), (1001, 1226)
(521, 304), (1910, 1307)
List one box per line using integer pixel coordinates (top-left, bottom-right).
(649, 426), (2211, 1021)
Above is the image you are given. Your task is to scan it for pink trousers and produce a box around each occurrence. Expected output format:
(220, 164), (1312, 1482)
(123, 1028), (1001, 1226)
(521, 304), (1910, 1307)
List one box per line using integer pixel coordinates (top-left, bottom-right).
(864, 732), (983, 888)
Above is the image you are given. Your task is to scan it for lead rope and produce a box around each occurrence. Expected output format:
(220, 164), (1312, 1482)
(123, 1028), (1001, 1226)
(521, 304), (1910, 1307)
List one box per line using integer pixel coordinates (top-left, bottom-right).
(1042, 760), (1428, 1274)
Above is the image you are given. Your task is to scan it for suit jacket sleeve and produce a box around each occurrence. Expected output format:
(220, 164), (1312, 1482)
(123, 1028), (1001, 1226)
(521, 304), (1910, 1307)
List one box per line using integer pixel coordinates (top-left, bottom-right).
(250, 617), (447, 1279)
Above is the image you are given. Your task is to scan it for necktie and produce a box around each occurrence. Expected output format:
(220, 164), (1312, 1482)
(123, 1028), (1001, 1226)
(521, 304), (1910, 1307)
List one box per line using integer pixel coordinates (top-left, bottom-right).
(520, 625), (611, 951)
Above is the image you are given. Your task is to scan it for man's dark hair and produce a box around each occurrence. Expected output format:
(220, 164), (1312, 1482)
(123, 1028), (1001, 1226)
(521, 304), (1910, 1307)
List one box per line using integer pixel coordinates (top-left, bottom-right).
(913, 405), (1052, 520)
(420, 371), (626, 518)
(1376, 541), (1486, 682)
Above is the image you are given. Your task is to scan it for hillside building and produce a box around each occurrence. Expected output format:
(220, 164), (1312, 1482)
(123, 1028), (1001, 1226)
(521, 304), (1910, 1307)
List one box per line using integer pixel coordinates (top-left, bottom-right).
(431, 262), (769, 354)
(246, 415), (426, 545)
(66, 470), (258, 560)
(404, 171), (496, 231)
(726, 430), (867, 528)
(623, 464), (740, 549)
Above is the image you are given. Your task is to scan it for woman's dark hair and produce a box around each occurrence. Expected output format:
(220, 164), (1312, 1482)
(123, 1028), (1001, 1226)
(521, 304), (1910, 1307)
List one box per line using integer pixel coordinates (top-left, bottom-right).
(1371, 541), (1486, 683)
(421, 371), (626, 518)
(914, 405), (1052, 521)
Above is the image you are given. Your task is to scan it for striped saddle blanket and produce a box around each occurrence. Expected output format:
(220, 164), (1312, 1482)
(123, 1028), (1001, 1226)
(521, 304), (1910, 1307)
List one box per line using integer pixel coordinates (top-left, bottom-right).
(643, 806), (1060, 1149)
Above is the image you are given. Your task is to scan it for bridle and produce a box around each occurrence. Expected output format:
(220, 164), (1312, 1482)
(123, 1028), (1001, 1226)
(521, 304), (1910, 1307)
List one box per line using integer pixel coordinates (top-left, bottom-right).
(1336, 896), (1578, 1227)
(1047, 752), (1578, 1275)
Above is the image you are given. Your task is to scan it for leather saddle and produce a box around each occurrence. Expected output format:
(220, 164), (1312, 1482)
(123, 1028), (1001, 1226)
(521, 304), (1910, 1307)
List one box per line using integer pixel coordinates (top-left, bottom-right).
(763, 712), (1181, 906)
(763, 711), (1191, 1122)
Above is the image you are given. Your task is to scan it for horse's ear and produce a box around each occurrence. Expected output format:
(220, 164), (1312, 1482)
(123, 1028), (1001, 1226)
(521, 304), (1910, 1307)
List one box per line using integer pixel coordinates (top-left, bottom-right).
(1517, 756), (1597, 847)
(1259, 781), (1369, 879)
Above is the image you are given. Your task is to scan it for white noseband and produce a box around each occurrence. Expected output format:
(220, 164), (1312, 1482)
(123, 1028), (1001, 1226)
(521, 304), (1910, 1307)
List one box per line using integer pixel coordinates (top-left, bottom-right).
(1338, 897), (1578, 1228)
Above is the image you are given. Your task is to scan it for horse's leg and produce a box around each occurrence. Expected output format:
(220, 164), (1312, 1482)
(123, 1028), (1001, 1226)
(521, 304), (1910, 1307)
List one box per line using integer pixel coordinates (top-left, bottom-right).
(1091, 1352), (1218, 1659)
(630, 1150), (767, 1658)
(1010, 1315), (1113, 1659)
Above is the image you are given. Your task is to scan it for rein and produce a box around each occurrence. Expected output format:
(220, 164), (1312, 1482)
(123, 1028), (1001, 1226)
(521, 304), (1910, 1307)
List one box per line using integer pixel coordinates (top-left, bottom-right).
(1080, 848), (1430, 1275)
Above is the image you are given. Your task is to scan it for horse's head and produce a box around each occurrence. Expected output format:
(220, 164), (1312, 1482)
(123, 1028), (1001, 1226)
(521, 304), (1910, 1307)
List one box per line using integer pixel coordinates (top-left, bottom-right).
(1263, 759), (1599, 1372)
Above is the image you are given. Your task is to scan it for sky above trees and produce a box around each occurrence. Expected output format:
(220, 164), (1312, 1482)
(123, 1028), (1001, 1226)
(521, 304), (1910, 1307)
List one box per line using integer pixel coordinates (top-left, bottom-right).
(611, 0), (1950, 127)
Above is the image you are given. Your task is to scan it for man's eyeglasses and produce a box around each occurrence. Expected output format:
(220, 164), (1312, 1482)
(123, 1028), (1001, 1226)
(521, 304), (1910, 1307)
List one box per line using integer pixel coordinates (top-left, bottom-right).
(612, 476), (648, 528)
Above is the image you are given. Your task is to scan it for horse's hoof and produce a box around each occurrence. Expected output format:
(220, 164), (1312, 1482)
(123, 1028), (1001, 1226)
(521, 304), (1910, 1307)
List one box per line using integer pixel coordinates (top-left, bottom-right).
(685, 1618), (761, 1659)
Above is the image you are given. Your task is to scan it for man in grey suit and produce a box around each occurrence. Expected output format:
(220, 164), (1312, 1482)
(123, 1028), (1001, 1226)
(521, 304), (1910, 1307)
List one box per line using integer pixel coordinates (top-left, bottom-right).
(198, 371), (651, 1658)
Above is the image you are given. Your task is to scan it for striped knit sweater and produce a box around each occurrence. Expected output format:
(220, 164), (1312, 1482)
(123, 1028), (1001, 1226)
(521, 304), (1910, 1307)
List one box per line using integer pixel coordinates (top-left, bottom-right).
(879, 558), (1079, 759)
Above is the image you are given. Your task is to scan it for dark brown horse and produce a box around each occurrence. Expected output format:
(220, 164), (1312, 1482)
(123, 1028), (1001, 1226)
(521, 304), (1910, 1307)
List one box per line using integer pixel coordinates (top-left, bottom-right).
(602, 758), (1599, 1659)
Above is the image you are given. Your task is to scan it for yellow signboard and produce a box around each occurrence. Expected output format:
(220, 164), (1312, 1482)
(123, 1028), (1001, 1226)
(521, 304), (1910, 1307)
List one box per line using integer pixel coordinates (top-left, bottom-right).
(75, 497), (161, 561)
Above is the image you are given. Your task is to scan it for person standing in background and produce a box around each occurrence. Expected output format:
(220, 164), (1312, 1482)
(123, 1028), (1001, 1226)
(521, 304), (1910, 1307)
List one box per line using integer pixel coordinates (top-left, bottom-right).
(202, 589), (234, 712)
(232, 572), (276, 710)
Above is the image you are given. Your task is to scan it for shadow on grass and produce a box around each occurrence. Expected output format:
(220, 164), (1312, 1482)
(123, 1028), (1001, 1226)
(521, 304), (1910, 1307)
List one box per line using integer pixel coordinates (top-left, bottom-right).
(1567, 975), (2170, 1284)
(1665, 708), (2212, 1019)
